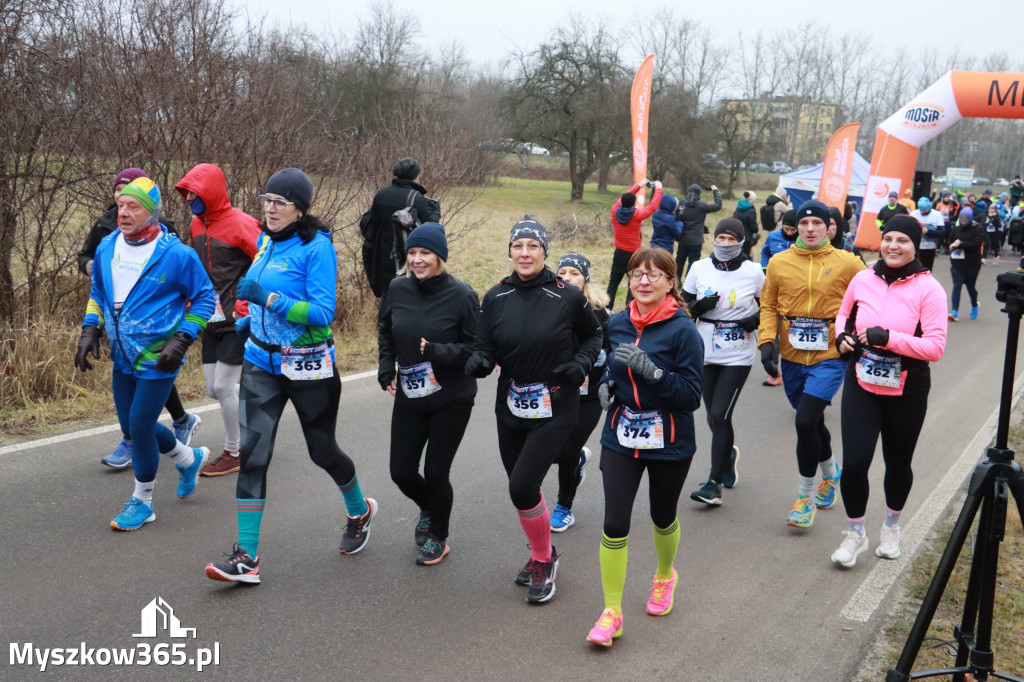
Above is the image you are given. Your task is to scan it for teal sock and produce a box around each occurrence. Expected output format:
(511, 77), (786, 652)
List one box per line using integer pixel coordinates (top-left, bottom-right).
(339, 476), (368, 517)
(820, 457), (839, 479)
(236, 498), (266, 556)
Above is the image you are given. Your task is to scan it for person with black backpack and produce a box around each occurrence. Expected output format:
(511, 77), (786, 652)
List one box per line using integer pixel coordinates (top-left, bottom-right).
(362, 158), (441, 298)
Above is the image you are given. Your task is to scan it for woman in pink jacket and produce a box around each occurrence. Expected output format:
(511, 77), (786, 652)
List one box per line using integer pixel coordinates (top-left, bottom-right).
(831, 215), (947, 568)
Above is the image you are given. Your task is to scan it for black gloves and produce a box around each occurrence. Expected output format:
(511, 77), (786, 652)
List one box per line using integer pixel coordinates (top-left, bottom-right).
(736, 314), (760, 333)
(599, 380), (616, 410)
(551, 362), (586, 387)
(865, 326), (890, 347)
(464, 352), (493, 378)
(154, 332), (194, 373)
(760, 343), (779, 378)
(74, 325), (102, 372)
(835, 332), (858, 356)
(690, 294), (720, 317)
(378, 370), (396, 391)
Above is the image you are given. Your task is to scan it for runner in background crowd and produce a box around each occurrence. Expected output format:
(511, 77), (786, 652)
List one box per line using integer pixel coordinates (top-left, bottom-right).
(205, 168), (376, 585)
(75, 177), (214, 530)
(175, 163), (262, 477)
(549, 252), (611, 532)
(946, 207), (985, 322)
(682, 219), (764, 506)
(78, 167), (200, 469)
(377, 223), (480, 566)
(757, 200), (865, 529)
(832, 215), (947, 567)
(876, 191), (909, 227)
(909, 197), (945, 271)
(465, 217), (602, 604)
(587, 247), (703, 647)
(733, 191), (759, 260)
(898, 188), (916, 212)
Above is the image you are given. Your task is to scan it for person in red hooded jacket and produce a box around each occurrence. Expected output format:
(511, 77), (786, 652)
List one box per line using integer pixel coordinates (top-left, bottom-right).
(175, 163), (261, 476)
(606, 180), (663, 309)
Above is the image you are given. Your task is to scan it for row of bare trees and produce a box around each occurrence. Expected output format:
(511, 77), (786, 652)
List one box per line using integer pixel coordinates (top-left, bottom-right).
(501, 11), (1024, 200)
(0, 0), (493, 329)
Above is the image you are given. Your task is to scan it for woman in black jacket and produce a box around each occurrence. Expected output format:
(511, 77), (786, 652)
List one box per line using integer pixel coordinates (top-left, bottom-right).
(733, 191), (759, 260)
(549, 252), (611, 532)
(378, 223), (480, 566)
(947, 207), (985, 321)
(465, 217), (603, 604)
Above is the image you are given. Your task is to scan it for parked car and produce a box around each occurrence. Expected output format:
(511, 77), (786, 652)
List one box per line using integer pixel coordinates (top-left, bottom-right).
(702, 153), (727, 169)
(973, 177), (990, 186)
(527, 144), (550, 157)
(933, 175), (947, 184)
(796, 164), (817, 171)
(770, 161), (792, 174)
(748, 163), (771, 173)
(995, 178), (1010, 186)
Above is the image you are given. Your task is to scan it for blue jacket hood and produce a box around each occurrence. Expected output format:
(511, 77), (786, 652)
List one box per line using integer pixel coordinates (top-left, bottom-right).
(737, 199), (753, 211)
(615, 205), (637, 225)
(659, 194), (678, 213)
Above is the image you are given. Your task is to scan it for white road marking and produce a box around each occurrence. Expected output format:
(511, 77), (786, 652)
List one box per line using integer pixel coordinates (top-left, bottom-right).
(840, 378), (1024, 622)
(0, 369), (378, 457)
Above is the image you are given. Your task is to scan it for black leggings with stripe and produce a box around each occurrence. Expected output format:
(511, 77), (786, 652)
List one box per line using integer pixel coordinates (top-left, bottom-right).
(600, 447), (691, 538)
(701, 363), (752, 482)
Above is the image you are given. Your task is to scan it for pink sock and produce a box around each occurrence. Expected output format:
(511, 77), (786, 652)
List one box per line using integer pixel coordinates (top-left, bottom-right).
(517, 496), (552, 562)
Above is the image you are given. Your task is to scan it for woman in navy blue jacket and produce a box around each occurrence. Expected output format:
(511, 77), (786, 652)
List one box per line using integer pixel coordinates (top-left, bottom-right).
(587, 246), (704, 648)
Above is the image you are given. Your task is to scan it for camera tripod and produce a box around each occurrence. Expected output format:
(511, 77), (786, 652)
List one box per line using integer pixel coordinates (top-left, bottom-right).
(886, 273), (1024, 682)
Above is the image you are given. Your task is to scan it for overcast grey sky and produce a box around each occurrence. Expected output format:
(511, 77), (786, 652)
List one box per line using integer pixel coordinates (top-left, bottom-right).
(248, 0), (1024, 69)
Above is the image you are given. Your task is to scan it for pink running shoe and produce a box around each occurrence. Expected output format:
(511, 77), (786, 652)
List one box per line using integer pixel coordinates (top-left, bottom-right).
(587, 608), (623, 647)
(646, 568), (678, 616)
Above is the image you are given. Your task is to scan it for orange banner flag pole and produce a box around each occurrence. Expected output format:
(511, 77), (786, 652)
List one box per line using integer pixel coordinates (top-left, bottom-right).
(818, 122), (861, 211)
(631, 54), (654, 207)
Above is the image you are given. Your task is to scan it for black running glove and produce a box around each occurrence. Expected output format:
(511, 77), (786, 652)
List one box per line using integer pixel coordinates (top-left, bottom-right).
(865, 326), (890, 347)
(154, 332), (194, 373)
(736, 314), (760, 333)
(691, 294), (720, 317)
(760, 343), (779, 378)
(551, 362), (586, 387)
(464, 352), (493, 378)
(74, 325), (102, 372)
(834, 332), (858, 356)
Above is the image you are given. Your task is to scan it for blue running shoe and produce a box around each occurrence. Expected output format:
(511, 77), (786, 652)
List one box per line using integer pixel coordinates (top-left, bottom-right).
(722, 446), (740, 488)
(176, 447), (210, 499)
(102, 439), (134, 469)
(576, 447), (590, 488)
(786, 497), (815, 528)
(111, 497), (155, 531)
(815, 465), (842, 509)
(970, 304), (979, 320)
(172, 413), (202, 446)
(550, 504), (575, 532)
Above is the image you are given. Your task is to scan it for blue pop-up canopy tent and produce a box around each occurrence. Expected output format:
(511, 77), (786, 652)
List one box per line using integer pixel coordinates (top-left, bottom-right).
(778, 151), (872, 213)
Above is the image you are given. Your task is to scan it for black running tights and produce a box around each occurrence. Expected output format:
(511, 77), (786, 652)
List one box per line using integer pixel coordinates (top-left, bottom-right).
(554, 399), (603, 508)
(702, 364), (751, 482)
(795, 394), (833, 478)
(389, 401), (472, 540)
(497, 418), (575, 510)
(600, 447), (691, 538)
(236, 362), (356, 500)
(839, 377), (929, 519)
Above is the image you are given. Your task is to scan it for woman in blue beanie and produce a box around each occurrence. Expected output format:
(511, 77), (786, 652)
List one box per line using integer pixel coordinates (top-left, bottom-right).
(377, 223), (482, 565)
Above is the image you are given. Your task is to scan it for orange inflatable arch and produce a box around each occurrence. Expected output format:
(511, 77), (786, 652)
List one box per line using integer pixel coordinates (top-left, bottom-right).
(855, 71), (1024, 250)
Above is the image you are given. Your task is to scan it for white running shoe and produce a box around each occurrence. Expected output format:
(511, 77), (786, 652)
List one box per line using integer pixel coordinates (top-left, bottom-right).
(831, 530), (869, 568)
(876, 524), (902, 559)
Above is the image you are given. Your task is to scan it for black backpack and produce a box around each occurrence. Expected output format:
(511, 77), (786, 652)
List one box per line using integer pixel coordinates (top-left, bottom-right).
(1008, 216), (1024, 247)
(360, 190), (421, 297)
(760, 203), (777, 232)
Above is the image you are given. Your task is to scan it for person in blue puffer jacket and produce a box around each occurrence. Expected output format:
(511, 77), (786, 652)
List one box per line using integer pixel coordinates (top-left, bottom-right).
(650, 193), (683, 255)
(204, 168), (377, 586)
(75, 177), (216, 532)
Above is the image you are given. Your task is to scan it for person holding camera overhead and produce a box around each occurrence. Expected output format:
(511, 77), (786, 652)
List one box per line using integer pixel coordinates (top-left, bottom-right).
(682, 219), (765, 506)
(831, 215), (947, 567)
(465, 217), (602, 604)
(606, 180), (663, 309)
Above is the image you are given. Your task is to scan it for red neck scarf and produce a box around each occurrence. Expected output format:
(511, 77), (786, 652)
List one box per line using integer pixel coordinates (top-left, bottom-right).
(629, 295), (679, 332)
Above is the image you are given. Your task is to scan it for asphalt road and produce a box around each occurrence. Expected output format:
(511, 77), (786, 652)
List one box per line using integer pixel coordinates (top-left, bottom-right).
(3, 256), (1022, 681)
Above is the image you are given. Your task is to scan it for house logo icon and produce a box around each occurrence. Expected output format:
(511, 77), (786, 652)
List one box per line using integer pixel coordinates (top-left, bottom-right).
(133, 597), (196, 639)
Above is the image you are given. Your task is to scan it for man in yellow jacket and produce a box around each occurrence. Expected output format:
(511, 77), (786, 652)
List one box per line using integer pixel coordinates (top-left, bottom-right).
(757, 200), (866, 528)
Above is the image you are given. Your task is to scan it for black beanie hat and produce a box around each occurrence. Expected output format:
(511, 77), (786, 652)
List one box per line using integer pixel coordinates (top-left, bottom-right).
(781, 208), (798, 227)
(509, 215), (548, 256)
(714, 217), (745, 242)
(265, 168), (314, 214)
(405, 222), (448, 261)
(796, 199), (831, 225)
(881, 214), (922, 252)
(620, 192), (636, 208)
(392, 158), (421, 180)
(557, 252), (591, 283)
